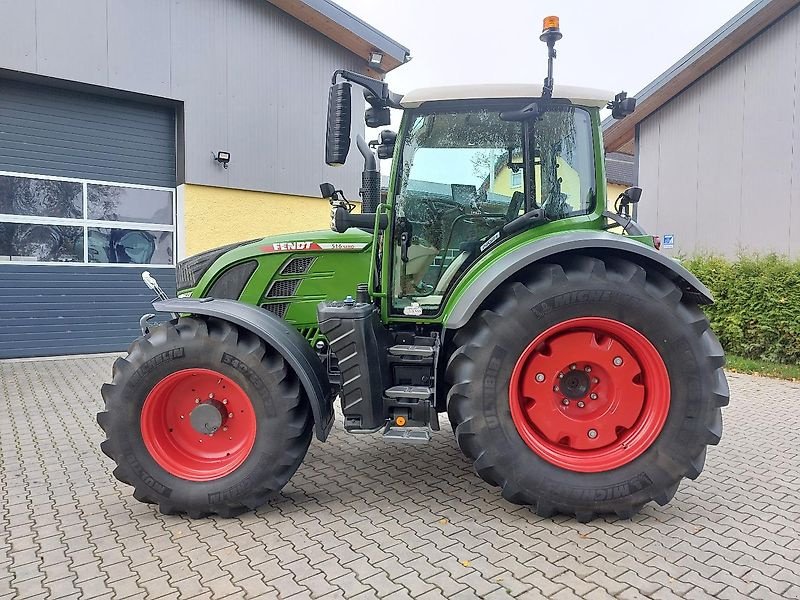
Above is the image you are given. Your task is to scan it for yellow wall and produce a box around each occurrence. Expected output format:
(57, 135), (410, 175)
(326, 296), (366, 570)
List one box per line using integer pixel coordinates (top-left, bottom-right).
(493, 159), (581, 210)
(182, 184), (332, 256)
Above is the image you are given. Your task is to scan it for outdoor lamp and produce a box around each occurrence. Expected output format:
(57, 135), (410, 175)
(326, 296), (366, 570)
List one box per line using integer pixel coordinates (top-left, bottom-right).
(214, 151), (231, 169)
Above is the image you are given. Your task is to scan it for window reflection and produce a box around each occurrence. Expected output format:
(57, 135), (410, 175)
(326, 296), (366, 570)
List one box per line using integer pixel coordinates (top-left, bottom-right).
(0, 173), (175, 265)
(0, 223), (83, 262)
(87, 228), (173, 264)
(87, 185), (173, 225)
(0, 176), (82, 219)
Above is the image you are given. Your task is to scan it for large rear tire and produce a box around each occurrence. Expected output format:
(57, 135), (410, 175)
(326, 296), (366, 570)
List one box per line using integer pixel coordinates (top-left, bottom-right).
(445, 255), (729, 521)
(98, 317), (312, 517)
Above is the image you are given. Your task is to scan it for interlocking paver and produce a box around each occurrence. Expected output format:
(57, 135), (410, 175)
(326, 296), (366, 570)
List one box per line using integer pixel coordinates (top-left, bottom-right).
(0, 358), (798, 599)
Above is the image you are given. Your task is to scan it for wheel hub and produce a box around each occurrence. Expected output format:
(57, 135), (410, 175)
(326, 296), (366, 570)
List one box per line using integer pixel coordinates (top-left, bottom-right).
(509, 317), (670, 473)
(140, 368), (257, 481)
(561, 370), (590, 399)
(189, 400), (227, 435)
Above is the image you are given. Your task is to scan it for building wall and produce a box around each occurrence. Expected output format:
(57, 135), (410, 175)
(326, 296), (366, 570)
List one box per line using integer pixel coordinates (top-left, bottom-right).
(636, 5), (800, 258)
(182, 184), (332, 256)
(0, 0), (367, 200)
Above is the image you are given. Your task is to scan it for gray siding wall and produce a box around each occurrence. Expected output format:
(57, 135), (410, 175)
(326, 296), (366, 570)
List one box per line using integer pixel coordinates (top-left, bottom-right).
(0, 0), (367, 199)
(0, 266), (176, 359)
(636, 6), (800, 258)
(0, 80), (176, 187)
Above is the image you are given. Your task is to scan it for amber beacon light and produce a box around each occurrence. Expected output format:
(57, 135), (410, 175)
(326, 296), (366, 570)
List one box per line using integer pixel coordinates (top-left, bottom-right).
(541, 16), (562, 41)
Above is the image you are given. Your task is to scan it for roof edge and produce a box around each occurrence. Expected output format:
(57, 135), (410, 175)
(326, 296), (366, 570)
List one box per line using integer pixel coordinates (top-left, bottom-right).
(603, 0), (800, 151)
(267, 0), (410, 73)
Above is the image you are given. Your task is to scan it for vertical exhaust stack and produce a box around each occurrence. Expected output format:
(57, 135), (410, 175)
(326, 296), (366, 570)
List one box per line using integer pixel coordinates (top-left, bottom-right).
(540, 16), (562, 99)
(357, 135), (380, 214)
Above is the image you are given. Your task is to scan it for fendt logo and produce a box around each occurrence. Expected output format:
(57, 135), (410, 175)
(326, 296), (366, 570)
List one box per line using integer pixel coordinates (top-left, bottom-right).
(263, 241), (321, 252)
(260, 241), (368, 253)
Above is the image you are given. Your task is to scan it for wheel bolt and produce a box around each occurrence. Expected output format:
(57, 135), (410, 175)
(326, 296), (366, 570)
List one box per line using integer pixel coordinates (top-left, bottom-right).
(613, 357), (623, 367)
(562, 399), (570, 406)
(222, 427), (228, 432)
(592, 378), (599, 384)
(570, 364), (577, 370)
(558, 373), (564, 379)
(180, 415), (184, 419)
(577, 401), (585, 408)
(228, 413), (234, 418)
(584, 366), (592, 373)
(553, 385), (560, 392)
(209, 393), (215, 399)
(588, 429), (598, 439)
(535, 373), (545, 382)
(195, 398), (200, 404)
(222, 399), (228, 405)
(590, 393), (598, 400)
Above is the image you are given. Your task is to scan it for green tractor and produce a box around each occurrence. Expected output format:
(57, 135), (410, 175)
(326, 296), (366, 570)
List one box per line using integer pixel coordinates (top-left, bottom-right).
(99, 18), (727, 521)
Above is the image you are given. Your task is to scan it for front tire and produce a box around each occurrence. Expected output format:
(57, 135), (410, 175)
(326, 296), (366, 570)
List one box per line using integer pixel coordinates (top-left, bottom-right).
(98, 317), (312, 517)
(445, 255), (729, 521)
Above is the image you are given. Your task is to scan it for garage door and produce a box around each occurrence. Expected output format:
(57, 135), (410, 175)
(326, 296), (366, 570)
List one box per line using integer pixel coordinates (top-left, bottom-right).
(0, 80), (177, 359)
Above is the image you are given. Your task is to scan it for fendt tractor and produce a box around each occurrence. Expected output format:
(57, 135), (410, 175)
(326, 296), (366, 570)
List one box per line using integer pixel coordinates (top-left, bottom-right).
(99, 18), (728, 521)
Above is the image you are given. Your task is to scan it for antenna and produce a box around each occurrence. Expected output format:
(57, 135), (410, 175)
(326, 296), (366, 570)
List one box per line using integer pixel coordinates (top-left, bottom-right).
(540, 16), (563, 99)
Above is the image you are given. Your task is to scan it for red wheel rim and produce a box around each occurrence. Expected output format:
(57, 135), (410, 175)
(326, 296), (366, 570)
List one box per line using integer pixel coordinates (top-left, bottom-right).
(509, 317), (670, 473)
(140, 368), (257, 481)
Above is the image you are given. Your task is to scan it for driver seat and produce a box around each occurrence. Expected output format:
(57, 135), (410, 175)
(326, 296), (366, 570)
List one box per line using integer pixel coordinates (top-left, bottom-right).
(434, 192), (524, 295)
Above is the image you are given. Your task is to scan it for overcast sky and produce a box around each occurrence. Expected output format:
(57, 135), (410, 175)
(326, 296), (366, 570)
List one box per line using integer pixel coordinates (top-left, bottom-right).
(334, 0), (754, 96)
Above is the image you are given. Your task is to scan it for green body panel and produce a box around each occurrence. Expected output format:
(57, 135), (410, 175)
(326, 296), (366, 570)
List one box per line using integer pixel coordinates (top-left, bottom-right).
(187, 105), (655, 340)
(190, 229), (373, 338)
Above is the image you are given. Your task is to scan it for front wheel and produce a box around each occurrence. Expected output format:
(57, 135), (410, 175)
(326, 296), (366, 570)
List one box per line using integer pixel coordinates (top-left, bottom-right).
(98, 317), (312, 517)
(446, 255), (729, 521)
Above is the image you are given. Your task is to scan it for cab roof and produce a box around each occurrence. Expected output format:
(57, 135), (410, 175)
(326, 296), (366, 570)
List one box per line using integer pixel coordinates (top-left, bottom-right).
(400, 83), (613, 109)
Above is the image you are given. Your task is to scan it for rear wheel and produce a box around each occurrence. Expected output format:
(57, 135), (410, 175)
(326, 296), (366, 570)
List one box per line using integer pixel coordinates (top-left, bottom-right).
(446, 255), (728, 521)
(98, 317), (312, 517)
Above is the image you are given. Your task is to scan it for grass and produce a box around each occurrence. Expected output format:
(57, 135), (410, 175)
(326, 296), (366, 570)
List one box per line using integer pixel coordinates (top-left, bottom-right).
(725, 354), (800, 382)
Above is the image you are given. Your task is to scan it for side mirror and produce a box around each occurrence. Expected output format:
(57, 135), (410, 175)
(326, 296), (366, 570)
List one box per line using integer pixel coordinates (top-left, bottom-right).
(326, 82), (352, 166)
(376, 129), (396, 160)
(320, 182), (336, 199)
(610, 92), (636, 120)
(366, 106), (391, 128)
(621, 186), (642, 203)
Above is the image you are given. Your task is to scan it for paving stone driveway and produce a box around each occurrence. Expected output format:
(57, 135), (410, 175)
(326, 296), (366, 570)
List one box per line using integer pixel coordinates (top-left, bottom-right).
(0, 356), (798, 600)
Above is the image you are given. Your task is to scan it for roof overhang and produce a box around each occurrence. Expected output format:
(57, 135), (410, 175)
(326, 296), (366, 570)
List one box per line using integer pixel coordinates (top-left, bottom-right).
(266, 0), (410, 75)
(400, 83), (613, 109)
(603, 0), (800, 152)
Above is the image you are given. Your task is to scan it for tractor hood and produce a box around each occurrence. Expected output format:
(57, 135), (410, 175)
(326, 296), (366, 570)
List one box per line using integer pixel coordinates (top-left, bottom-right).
(178, 229), (374, 326)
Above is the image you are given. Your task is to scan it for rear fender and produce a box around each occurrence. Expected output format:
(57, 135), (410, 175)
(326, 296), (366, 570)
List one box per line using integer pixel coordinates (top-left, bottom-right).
(444, 230), (713, 330)
(153, 298), (334, 441)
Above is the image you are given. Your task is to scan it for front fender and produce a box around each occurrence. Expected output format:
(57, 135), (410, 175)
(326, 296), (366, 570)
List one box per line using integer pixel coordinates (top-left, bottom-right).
(444, 230), (713, 330)
(153, 298), (334, 441)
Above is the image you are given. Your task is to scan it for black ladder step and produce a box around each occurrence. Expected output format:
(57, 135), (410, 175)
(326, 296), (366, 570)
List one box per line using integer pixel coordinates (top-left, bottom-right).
(384, 385), (433, 400)
(388, 345), (435, 358)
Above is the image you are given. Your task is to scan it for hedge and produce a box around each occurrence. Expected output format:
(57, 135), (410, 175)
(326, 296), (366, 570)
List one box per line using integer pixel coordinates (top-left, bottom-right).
(682, 254), (800, 364)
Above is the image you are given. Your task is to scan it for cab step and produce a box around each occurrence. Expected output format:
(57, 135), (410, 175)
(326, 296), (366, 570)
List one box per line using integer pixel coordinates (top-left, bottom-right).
(385, 385), (432, 401)
(382, 425), (432, 444)
(388, 345), (435, 358)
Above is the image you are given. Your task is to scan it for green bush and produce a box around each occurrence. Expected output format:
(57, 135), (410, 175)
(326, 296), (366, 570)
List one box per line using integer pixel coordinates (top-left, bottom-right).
(683, 254), (800, 364)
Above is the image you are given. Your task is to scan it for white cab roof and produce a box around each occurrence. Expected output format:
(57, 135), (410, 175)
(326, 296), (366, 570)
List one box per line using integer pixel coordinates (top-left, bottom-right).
(400, 83), (613, 108)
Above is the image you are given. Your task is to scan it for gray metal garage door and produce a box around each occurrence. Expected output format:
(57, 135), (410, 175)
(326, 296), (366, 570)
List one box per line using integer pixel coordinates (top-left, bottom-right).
(0, 79), (177, 359)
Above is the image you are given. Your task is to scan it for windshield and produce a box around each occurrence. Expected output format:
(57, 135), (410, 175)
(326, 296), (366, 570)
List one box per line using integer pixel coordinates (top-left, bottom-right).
(391, 104), (595, 314)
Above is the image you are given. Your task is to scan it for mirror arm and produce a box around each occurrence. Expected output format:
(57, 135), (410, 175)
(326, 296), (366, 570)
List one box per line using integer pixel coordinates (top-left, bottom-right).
(332, 69), (402, 109)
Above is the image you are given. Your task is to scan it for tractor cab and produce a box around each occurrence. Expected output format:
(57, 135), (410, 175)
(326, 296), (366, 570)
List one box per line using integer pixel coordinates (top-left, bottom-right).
(322, 17), (636, 320)
(385, 84), (606, 315)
